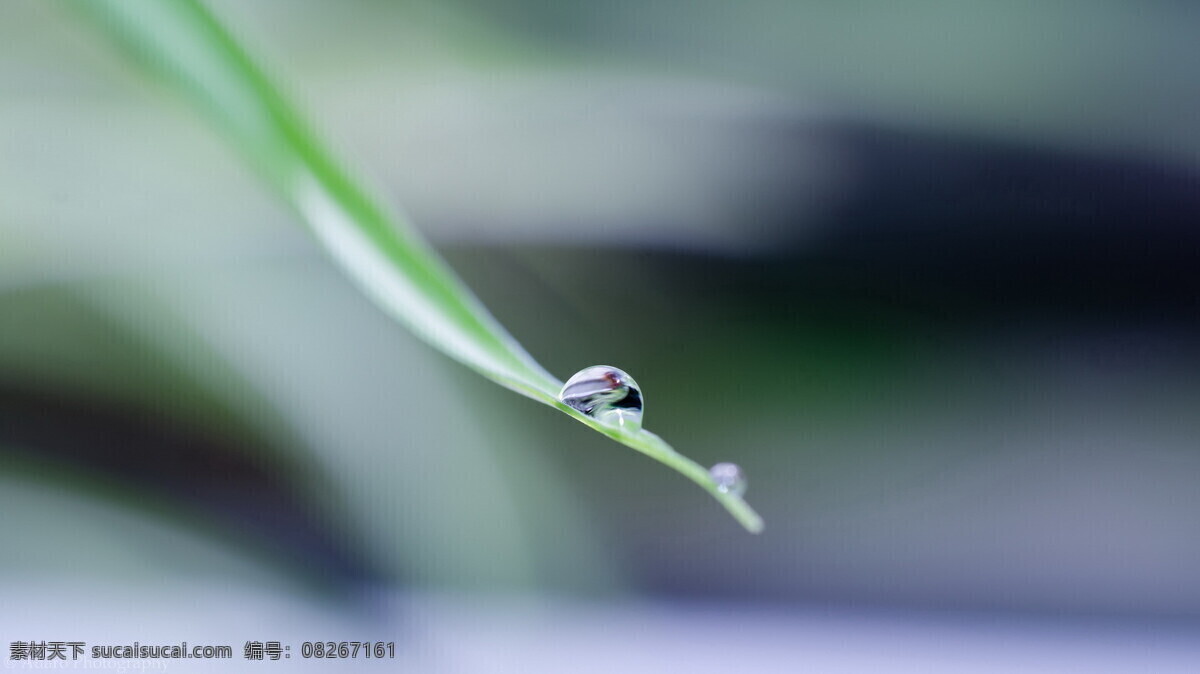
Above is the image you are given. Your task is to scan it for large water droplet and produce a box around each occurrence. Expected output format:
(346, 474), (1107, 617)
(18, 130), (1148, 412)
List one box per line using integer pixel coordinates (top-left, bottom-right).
(560, 365), (643, 431)
(709, 462), (747, 496)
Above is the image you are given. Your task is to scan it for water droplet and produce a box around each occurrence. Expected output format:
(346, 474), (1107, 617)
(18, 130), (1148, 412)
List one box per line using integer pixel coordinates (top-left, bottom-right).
(709, 462), (747, 496)
(560, 365), (643, 431)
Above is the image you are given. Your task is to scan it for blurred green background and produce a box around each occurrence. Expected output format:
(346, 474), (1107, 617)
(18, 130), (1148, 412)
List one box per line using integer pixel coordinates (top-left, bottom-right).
(2, 0), (1199, 670)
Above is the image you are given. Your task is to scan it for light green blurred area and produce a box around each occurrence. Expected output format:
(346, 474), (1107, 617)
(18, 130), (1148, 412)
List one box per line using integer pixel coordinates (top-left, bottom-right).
(2, 0), (1200, 624)
(1, 0), (619, 596)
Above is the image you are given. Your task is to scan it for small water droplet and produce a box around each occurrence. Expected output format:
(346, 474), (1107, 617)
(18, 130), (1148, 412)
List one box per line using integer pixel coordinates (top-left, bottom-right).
(560, 365), (643, 431)
(709, 462), (747, 496)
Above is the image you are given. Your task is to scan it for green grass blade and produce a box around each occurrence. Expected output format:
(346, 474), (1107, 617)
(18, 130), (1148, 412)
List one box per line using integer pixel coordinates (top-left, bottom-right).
(66, 0), (763, 533)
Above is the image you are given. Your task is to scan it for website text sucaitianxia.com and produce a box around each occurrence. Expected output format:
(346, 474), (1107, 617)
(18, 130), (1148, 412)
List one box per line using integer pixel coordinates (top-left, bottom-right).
(92, 643), (232, 659)
(9, 641), (229, 661)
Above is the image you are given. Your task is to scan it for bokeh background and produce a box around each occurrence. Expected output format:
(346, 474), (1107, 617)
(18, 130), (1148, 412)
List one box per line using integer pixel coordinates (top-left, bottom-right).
(3, 0), (1199, 671)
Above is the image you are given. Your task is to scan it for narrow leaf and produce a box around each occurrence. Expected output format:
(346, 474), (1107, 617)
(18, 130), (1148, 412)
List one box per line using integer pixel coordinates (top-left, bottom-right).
(67, 0), (763, 533)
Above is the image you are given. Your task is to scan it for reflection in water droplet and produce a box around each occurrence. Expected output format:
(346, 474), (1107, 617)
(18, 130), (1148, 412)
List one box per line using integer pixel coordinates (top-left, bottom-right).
(710, 462), (747, 496)
(559, 365), (643, 431)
